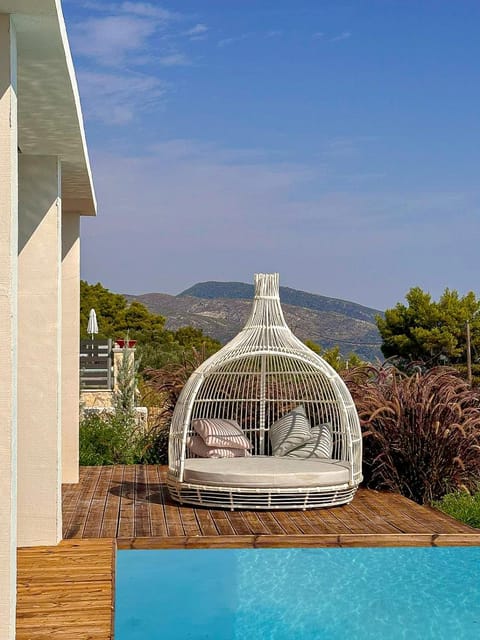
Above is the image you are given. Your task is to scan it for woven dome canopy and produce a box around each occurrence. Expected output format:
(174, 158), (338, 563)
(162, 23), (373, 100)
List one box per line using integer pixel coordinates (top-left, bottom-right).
(168, 273), (362, 510)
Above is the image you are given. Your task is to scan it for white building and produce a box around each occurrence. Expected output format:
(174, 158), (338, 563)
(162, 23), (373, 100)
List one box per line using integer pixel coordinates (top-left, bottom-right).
(0, 2), (96, 637)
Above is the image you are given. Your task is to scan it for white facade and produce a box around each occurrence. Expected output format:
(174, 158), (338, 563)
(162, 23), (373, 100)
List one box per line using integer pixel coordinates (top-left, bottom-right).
(0, 2), (96, 637)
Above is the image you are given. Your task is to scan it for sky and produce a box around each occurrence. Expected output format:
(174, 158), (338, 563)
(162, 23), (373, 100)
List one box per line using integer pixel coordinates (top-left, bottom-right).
(62, 0), (480, 311)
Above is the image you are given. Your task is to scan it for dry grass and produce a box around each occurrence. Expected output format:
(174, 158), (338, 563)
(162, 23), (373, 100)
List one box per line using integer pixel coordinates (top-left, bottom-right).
(343, 365), (480, 503)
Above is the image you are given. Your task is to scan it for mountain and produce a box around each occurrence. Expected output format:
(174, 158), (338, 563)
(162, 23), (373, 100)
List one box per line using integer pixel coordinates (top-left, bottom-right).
(126, 281), (384, 362)
(180, 281), (380, 324)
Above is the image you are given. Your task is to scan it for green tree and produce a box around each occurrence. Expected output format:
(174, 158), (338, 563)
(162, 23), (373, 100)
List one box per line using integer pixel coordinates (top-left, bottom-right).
(377, 287), (480, 369)
(80, 280), (220, 371)
(305, 340), (364, 372)
(80, 280), (128, 339)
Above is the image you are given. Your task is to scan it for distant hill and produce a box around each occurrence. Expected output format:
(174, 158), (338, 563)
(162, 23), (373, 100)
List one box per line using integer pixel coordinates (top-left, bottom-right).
(126, 281), (384, 362)
(181, 281), (381, 324)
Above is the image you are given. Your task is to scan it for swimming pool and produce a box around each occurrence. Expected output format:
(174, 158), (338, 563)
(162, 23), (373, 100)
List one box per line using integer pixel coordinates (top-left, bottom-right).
(116, 547), (480, 639)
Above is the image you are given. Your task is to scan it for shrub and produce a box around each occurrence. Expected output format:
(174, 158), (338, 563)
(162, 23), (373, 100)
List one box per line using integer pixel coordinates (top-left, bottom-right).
(113, 344), (139, 421)
(342, 365), (480, 504)
(138, 421), (170, 464)
(144, 346), (210, 423)
(434, 489), (480, 529)
(79, 412), (144, 465)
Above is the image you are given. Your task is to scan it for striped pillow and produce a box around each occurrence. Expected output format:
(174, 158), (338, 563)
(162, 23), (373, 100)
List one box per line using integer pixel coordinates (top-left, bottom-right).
(285, 424), (333, 459)
(188, 436), (251, 458)
(269, 405), (312, 456)
(192, 418), (252, 450)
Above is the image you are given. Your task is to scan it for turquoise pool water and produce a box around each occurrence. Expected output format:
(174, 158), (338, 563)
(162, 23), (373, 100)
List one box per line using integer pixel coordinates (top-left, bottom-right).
(116, 547), (480, 639)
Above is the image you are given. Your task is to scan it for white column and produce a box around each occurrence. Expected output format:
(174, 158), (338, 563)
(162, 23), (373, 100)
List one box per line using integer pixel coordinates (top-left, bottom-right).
(62, 211), (80, 483)
(17, 154), (62, 546)
(0, 14), (17, 640)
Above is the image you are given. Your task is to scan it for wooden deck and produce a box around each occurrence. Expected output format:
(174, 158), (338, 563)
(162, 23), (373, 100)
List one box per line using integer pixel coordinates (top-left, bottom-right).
(16, 538), (115, 639)
(63, 465), (480, 548)
(16, 465), (480, 638)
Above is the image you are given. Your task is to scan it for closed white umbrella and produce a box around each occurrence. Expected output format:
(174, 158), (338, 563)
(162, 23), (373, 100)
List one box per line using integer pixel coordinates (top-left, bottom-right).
(87, 308), (98, 340)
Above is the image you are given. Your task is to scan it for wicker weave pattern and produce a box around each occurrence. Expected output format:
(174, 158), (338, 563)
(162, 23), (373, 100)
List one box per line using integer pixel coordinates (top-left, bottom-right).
(168, 273), (362, 509)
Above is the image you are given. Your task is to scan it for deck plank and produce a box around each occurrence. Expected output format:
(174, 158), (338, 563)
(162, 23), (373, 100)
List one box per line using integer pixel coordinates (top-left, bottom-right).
(17, 539), (114, 640)
(62, 466), (480, 548)
(63, 467), (103, 538)
(83, 466), (115, 539)
(117, 465), (136, 538)
(133, 465), (151, 537)
(100, 465), (125, 538)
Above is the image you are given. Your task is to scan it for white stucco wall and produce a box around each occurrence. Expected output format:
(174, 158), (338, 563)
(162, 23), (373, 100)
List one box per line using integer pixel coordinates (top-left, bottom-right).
(0, 2), (96, 634)
(0, 14), (17, 640)
(62, 211), (80, 483)
(17, 154), (62, 547)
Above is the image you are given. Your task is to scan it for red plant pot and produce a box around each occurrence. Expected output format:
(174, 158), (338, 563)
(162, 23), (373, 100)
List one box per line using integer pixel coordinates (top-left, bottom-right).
(115, 339), (137, 348)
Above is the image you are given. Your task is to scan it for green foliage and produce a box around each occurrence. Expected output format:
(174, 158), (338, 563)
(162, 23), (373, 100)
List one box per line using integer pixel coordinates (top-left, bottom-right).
(135, 328), (220, 371)
(434, 490), (480, 529)
(144, 347), (211, 427)
(79, 409), (170, 466)
(113, 345), (140, 420)
(305, 340), (364, 372)
(139, 423), (170, 464)
(79, 412), (144, 465)
(343, 365), (480, 504)
(80, 281), (129, 340)
(377, 287), (480, 370)
(80, 280), (166, 342)
(80, 280), (220, 371)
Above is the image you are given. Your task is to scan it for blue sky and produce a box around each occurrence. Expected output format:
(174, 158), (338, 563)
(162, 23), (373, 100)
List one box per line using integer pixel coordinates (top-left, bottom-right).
(62, 1), (480, 310)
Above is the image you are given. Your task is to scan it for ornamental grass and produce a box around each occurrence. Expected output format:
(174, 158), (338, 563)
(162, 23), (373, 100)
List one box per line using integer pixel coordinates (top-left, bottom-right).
(342, 365), (480, 504)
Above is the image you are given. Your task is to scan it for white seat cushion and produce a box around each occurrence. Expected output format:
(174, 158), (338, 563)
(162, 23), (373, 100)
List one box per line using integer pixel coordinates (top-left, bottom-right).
(182, 457), (351, 488)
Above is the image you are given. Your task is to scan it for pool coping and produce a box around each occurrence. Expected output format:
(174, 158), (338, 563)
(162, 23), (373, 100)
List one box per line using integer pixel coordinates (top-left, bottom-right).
(117, 532), (480, 549)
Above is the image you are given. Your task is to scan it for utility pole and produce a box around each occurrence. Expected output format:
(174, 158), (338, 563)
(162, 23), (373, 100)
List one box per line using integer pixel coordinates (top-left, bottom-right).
(466, 320), (472, 386)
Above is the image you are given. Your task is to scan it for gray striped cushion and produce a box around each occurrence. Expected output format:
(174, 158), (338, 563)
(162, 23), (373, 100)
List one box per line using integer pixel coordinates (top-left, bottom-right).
(285, 424), (333, 459)
(270, 405), (312, 456)
(187, 436), (251, 458)
(192, 418), (252, 450)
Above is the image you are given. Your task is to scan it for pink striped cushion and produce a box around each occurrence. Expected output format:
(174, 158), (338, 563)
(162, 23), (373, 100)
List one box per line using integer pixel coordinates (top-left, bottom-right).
(188, 436), (251, 459)
(192, 418), (252, 450)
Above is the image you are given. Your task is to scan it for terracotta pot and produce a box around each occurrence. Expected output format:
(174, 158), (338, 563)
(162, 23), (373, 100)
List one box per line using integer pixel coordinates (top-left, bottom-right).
(115, 339), (137, 348)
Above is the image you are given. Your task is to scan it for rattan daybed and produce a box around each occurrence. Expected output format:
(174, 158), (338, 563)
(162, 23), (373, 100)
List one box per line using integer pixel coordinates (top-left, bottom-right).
(168, 273), (362, 510)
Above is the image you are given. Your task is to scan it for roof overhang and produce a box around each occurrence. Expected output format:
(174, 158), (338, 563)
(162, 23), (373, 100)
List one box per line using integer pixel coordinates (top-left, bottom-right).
(0, 0), (96, 215)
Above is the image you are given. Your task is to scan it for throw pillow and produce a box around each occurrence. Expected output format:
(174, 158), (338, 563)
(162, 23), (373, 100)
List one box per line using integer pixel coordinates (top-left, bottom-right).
(285, 424), (333, 459)
(192, 418), (252, 450)
(187, 436), (251, 458)
(269, 405), (312, 456)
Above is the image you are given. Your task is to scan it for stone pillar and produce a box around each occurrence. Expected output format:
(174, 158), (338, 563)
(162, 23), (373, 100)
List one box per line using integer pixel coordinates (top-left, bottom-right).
(17, 154), (62, 546)
(0, 14), (18, 640)
(62, 212), (80, 483)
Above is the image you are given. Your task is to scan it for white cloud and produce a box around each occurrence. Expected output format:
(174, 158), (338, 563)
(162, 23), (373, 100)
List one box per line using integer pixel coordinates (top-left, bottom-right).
(69, 1), (194, 121)
(78, 70), (166, 124)
(218, 33), (251, 48)
(313, 32), (325, 39)
(266, 30), (283, 38)
(79, 1), (179, 21)
(71, 15), (157, 64)
(81, 138), (480, 308)
(184, 23), (208, 37)
(158, 53), (191, 66)
(70, 2), (185, 67)
(119, 2), (179, 20)
(330, 31), (351, 42)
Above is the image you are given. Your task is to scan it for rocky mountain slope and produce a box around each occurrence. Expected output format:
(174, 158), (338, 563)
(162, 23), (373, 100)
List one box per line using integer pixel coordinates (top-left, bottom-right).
(126, 281), (384, 362)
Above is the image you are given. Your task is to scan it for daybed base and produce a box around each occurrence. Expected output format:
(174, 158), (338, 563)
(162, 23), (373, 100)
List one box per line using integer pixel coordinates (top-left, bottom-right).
(167, 477), (357, 510)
